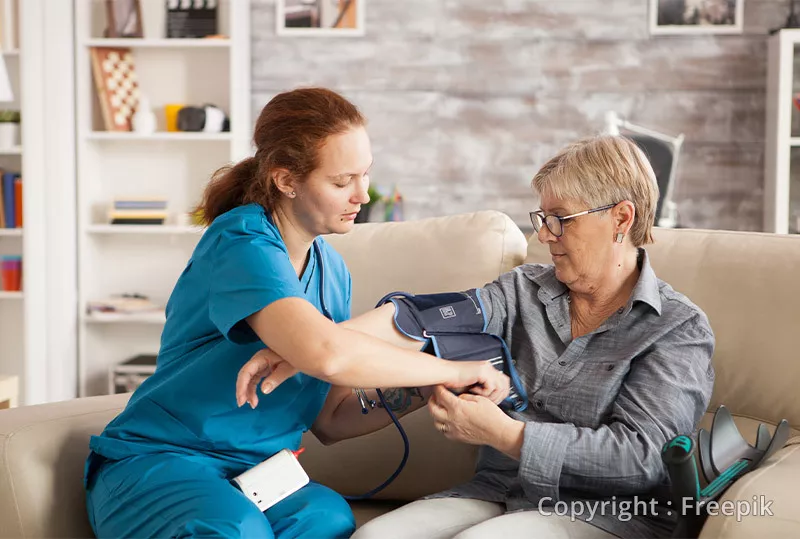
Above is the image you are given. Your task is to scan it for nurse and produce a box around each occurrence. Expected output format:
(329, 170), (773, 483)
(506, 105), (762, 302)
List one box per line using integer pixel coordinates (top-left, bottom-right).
(84, 87), (510, 539)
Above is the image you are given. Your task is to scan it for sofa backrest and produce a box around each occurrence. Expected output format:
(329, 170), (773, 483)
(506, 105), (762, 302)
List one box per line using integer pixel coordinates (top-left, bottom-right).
(324, 210), (528, 317)
(526, 227), (800, 432)
(306, 210), (528, 500)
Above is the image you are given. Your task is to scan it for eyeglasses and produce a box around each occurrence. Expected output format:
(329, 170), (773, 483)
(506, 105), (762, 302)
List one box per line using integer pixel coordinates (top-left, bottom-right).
(529, 203), (618, 238)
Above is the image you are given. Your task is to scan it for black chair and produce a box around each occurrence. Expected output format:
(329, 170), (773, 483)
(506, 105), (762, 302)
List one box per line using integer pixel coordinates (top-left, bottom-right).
(605, 112), (685, 228)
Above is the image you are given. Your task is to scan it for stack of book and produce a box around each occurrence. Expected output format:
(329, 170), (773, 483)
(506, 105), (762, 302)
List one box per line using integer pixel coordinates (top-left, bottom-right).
(0, 170), (22, 229)
(109, 354), (158, 395)
(1, 256), (21, 291)
(108, 199), (167, 225)
(87, 293), (162, 315)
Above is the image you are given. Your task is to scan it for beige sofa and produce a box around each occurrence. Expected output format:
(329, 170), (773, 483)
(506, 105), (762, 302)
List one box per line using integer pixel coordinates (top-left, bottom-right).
(1, 210), (799, 538)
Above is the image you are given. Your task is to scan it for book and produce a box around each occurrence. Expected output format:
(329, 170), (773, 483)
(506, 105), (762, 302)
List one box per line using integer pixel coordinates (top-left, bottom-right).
(1, 171), (16, 228)
(0, 169), (4, 228)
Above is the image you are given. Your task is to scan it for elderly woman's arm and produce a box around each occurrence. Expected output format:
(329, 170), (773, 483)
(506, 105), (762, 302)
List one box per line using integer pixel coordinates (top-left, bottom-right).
(507, 316), (714, 501)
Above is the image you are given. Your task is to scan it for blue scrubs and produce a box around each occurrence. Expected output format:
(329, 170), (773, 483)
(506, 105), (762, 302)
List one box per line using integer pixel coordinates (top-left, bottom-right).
(84, 204), (355, 538)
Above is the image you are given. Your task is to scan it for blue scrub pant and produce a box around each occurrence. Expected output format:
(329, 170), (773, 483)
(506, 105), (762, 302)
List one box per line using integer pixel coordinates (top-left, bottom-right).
(86, 452), (356, 538)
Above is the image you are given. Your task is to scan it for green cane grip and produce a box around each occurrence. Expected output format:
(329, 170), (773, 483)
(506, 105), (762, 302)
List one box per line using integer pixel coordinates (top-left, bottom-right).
(662, 435), (701, 509)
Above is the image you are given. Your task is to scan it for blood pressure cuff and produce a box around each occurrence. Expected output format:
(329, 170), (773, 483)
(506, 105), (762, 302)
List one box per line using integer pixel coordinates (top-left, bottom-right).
(375, 290), (528, 412)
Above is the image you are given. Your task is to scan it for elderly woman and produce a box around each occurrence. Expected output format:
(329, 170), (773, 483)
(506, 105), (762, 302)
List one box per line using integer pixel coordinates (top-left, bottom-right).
(238, 135), (715, 539)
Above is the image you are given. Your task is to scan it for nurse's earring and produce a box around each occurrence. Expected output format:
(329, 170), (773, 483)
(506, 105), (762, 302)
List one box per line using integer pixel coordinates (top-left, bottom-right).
(615, 232), (625, 243)
(288, 191), (296, 198)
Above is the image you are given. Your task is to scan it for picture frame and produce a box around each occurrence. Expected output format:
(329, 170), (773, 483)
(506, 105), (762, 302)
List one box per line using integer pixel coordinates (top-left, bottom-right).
(104, 0), (144, 39)
(277, 0), (365, 37)
(649, 0), (744, 35)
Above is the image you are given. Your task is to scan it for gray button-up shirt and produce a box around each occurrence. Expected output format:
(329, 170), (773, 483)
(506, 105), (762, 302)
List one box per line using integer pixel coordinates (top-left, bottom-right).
(429, 249), (715, 539)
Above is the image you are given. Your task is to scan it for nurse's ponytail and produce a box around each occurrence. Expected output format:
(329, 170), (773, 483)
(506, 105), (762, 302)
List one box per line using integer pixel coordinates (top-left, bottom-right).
(195, 87), (365, 226)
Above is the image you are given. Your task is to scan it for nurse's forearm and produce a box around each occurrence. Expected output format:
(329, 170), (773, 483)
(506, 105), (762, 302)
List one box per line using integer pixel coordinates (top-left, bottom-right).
(319, 304), (468, 388)
(248, 300), (477, 389)
(317, 328), (471, 388)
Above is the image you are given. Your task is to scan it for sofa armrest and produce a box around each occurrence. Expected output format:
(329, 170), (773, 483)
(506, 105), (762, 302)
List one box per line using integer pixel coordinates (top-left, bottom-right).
(699, 443), (800, 539)
(0, 393), (130, 539)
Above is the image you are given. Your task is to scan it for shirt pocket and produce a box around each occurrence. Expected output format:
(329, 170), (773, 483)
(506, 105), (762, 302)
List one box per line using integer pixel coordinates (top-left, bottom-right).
(558, 360), (628, 428)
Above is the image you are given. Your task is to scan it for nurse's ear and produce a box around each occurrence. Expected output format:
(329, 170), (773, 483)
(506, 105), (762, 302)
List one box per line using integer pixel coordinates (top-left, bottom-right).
(272, 168), (297, 198)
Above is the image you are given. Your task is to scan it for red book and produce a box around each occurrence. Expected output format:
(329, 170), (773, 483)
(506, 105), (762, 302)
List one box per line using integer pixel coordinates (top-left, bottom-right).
(14, 177), (22, 228)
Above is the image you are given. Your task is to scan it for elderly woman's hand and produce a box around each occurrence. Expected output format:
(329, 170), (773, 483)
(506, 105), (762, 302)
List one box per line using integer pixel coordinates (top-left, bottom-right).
(428, 385), (521, 450)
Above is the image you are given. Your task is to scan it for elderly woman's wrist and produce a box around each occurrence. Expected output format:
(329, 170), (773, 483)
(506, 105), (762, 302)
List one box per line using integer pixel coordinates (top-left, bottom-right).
(492, 416), (525, 460)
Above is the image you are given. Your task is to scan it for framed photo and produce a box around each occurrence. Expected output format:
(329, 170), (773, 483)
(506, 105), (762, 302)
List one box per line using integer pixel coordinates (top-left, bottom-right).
(104, 0), (144, 38)
(649, 0), (744, 35)
(277, 0), (365, 37)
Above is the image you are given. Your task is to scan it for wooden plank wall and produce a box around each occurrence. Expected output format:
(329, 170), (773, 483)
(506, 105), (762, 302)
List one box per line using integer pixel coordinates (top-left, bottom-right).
(251, 0), (790, 231)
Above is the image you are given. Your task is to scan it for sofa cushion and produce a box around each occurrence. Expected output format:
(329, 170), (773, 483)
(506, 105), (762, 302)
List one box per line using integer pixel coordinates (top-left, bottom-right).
(0, 393), (401, 538)
(526, 228), (800, 432)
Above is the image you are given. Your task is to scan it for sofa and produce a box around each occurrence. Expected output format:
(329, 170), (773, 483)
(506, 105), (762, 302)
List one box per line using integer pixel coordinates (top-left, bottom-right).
(1, 210), (799, 538)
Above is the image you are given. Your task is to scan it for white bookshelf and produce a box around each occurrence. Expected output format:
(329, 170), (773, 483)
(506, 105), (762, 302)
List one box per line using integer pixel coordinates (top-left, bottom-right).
(75, 0), (251, 397)
(0, 0), (75, 406)
(0, 2), (24, 405)
(765, 30), (800, 234)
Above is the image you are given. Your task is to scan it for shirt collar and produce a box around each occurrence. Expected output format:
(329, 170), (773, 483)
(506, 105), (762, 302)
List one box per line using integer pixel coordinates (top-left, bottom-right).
(631, 248), (661, 315)
(528, 247), (662, 315)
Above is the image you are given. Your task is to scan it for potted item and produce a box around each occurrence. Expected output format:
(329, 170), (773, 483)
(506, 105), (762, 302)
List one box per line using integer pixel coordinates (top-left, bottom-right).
(0, 110), (20, 149)
(354, 185), (383, 223)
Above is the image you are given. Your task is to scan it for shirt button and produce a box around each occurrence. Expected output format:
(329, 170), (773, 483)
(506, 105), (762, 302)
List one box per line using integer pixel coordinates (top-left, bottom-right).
(535, 399), (544, 409)
(558, 360), (567, 366)
(617, 308), (624, 314)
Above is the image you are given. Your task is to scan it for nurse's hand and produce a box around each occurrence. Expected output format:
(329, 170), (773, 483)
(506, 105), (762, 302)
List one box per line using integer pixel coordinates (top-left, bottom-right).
(236, 348), (298, 409)
(449, 362), (510, 405)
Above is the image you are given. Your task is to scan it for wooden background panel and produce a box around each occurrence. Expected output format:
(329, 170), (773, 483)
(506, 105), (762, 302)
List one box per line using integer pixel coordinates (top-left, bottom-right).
(250, 0), (786, 231)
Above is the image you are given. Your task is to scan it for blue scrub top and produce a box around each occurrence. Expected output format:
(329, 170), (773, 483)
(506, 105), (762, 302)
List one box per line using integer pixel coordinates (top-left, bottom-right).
(87, 203), (352, 470)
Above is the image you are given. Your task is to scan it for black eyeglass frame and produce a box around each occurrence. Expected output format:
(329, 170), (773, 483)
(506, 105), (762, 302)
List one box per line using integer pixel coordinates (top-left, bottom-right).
(529, 203), (618, 238)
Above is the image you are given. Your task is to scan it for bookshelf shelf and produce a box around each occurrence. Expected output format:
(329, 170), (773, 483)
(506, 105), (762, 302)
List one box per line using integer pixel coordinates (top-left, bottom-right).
(0, 291), (23, 299)
(85, 132), (232, 142)
(84, 38), (230, 49)
(0, 229), (22, 236)
(84, 311), (166, 324)
(0, 146), (22, 155)
(87, 225), (204, 235)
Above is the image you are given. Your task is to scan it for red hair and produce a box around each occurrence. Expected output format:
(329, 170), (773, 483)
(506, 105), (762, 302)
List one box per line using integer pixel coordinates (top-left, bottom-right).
(196, 88), (366, 225)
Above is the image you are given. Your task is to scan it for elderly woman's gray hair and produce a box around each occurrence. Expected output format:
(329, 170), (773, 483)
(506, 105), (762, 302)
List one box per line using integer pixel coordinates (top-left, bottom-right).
(531, 135), (659, 246)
